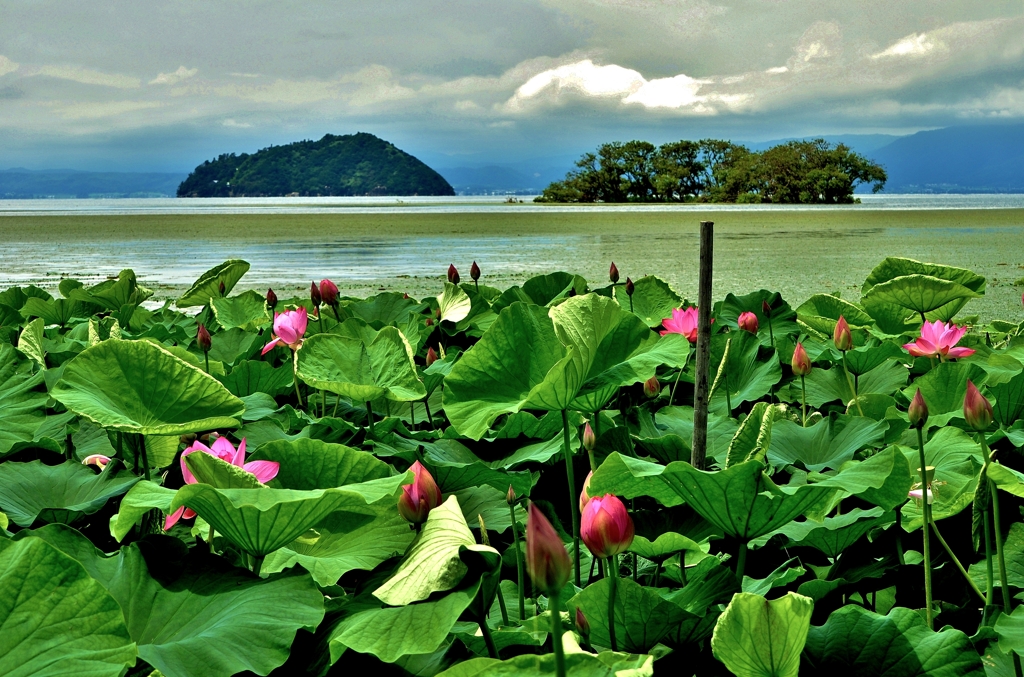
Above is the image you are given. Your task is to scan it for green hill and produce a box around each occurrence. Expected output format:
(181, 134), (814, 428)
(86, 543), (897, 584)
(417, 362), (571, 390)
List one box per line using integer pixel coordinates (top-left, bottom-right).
(177, 133), (454, 197)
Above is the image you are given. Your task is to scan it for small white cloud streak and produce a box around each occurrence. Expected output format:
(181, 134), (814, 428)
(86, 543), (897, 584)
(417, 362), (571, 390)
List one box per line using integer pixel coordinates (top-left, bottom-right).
(33, 65), (140, 89)
(0, 55), (18, 78)
(872, 33), (938, 59)
(149, 66), (197, 86)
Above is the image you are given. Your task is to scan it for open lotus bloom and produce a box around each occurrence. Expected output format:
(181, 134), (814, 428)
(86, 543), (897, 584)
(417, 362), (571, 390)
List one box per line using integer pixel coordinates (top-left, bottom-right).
(164, 436), (279, 530)
(903, 320), (975, 360)
(82, 454), (111, 471)
(909, 487), (934, 504)
(660, 306), (700, 342)
(261, 307), (308, 355)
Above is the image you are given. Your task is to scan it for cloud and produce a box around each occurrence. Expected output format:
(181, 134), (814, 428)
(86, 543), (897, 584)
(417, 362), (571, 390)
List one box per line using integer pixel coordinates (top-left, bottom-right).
(33, 65), (140, 88)
(222, 119), (253, 128)
(149, 66), (197, 86)
(49, 100), (163, 120)
(872, 33), (939, 59)
(0, 55), (18, 78)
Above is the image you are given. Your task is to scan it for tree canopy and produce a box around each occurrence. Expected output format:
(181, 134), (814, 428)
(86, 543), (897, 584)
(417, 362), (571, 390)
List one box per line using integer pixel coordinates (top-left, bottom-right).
(536, 138), (886, 204)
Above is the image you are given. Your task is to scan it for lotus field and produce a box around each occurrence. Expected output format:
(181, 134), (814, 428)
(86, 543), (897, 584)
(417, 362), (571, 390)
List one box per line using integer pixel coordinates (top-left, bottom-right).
(5, 254), (1024, 677)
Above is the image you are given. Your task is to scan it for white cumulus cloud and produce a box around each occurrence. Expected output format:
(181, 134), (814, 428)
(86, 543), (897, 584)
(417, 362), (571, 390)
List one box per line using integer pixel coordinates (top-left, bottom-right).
(34, 65), (140, 88)
(0, 55), (18, 77)
(149, 66), (198, 85)
(872, 33), (939, 59)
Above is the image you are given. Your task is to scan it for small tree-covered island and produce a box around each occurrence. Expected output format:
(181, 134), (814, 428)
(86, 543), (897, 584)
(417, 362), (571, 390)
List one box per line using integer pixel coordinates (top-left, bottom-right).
(177, 132), (455, 198)
(537, 138), (887, 204)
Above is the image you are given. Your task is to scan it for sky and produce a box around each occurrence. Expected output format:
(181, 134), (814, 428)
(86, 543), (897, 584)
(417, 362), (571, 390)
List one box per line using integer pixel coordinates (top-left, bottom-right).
(2, 0), (1023, 172)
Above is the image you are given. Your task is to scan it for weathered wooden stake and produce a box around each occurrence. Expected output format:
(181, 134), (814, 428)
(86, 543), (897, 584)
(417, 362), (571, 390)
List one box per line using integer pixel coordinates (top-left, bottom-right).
(691, 220), (714, 470)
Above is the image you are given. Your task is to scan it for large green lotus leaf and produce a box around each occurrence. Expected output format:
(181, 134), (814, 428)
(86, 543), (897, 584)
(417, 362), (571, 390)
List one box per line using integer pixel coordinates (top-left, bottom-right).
(70, 270), (152, 314)
(662, 460), (837, 540)
(434, 643), (655, 677)
(204, 327), (259, 366)
(708, 331), (781, 414)
(111, 480), (176, 541)
(767, 414), (887, 472)
(0, 460), (139, 527)
(0, 344), (49, 457)
(863, 257), (986, 295)
(343, 291), (422, 326)
(430, 460), (535, 499)
(987, 463), (1024, 499)
(711, 592), (813, 677)
(897, 427), (982, 530)
(28, 524), (323, 677)
(443, 303), (573, 439)
(250, 438), (392, 490)
(796, 294), (874, 337)
(996, 605), (1024, 658)
(629, 532), (709, 561)
(374, 495), (498, 605)
(184, 450), (263, 489)
(725, 402), (778, 468)
(742, 558), (806, 597)
(991, 369), (1024, 427)
(752, 507), (893, 559)
(176, 259), (250, 308)
(840, 342), (907, 376)
(901, 361), (987, 428)
(329, 581), (480, 664)
(452, 484), (527, 535)
(968, 523), (1024, 591)
(0, 536), (136, 677)
(635, 405), (738, 465)
(567, 576), (698, 653)
(803, 605), (984, 676)
(262, 503), (415, 586)
(663, 556), (742, 616)
(0, 283), (51, 311)
(52, 339), (245, 435)
(862, 275), (980, 319)
(550, 293), (690, 411)
(171, 472), (407, 556)
(810, 446), (914, 513)
(861, 298), (920, 336)
(217, 359), (293, 397)
(588, 452), (684, 507)
(717, 290), (800, 343)
(17, 317), (46, 368)
(522, 271), (588, 306)
(438, 281), (472, 324)
(612, 275), (682, 327)
(297, 327), (426, 402)
(22, 296), (87, 328)
(211, 290), (271, 331)
(799, 361), (909, 408)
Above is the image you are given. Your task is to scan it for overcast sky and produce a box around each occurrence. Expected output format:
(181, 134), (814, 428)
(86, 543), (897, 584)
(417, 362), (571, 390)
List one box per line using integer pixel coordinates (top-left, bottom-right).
(2, 0), (1023, 172)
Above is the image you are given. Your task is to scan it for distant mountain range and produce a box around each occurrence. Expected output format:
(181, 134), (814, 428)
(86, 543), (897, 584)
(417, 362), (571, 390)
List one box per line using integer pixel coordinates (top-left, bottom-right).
(4, 124), (1024, 198)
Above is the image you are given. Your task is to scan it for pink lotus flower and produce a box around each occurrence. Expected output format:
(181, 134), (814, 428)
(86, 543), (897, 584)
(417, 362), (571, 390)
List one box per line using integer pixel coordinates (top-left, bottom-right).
(909, 487), (934, 504)
(833, 316), (853, 352)
(661, 306), (699, 342)
(791, 342), (812, 376)
(738, 311), (759, 334)
(82, 454), (111, 471)
(526, 502), (572, 595)
(397, 461), (443, 524)
(579, 471), (593, 513)
(261, 308), (308, 355)
(903, 320), (975, 360)
(582, 422), (596, 452)
(580, 494), (634, 559)
(963, 380), (993, 431)
(164, 436), (279, 530)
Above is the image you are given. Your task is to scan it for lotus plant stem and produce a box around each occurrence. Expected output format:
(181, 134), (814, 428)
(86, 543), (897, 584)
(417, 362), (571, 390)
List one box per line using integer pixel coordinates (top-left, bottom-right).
(983, 506), (996, 611)
(410, 402), (416, 428)
(509, 501), (526, 620)
(496, 584), (510, 627)
(549, 589), (566, 677)
(735, 541), (748, 583)
(800, 375), (807, 427)
(204, 352), (210, 375)
(653, 563), (661, 588)
(424, 399), (435, 429)
(291, 367), (304, 407)
(916, 427), (934, 630)
(607, 554), (619, 652)
(669, 352), (691, 405)
(767, 316), (774, 346)
(208, 524), (215, 554)
(981, 435), (1014, 614)
(138, 434), (150, 481)
(252, 554), (264, 577)
(560, 409), (581, 587)
(843, 353), (864, 416)
(365, 401), (376, 439)
(929, 520), (988, 606)
(587, 557), (597, 586)
(479, 591), (499, 658)
(333, 397), (340, 418)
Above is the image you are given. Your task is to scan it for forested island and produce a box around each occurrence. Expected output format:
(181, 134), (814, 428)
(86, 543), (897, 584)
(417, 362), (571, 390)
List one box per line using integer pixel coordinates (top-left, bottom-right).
(536, 138), (886, 204)
(177, 133), (454, 197)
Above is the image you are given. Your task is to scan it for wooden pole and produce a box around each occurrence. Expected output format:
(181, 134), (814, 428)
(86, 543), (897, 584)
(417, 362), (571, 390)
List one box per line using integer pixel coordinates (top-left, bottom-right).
(691, 220), (714, 470)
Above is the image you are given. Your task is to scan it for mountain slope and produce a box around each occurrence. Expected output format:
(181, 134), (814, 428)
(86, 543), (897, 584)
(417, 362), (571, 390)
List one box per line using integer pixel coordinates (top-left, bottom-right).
(177, 133), (454, 197)
(0, 169), (185, 198)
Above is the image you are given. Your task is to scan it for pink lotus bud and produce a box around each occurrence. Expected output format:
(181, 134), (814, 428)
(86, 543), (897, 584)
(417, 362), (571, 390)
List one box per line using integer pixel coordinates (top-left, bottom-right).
(310, 281), (321, 307)
(762, 300), (772, 317)
(83, 454), (111, 471)
(791, 342), (812, 376)
(470, 261), (481, 282)
(738, 311), (759, 333)
(448, 264), (460, 284)
(643, 375), (660, 398)
(425, 317), (434, 327)
(404, 293), (410, 299)
(425, 346), (439, 367)
(625, 277), (634, 296)
(575, 607), (590, 638)
(609, 262), (620, 284)
(833, 316), (853, 352)
(964, 380), (993, 431)
(196, 323), (212, 353)
(319, 279), (339, 308)
(397, 461), (443, 525)
(581, 495), (634, 559)
(526, 502), (571, 595)
(582, 421), (596, 451)
(266, 288), (278, 309)
(908, 389), (929, 429)
(218, 281), (226, 296)
(579, 471), (593, 513)
(506, 484), (517, 506)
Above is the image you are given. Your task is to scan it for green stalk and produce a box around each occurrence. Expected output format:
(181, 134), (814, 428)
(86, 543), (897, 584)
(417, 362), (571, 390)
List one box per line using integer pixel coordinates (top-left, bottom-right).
(425, 399), (435, 429)
(984, 506), (996, 611)
(930, 520), (988, 605)
(496, 583), (510, 627)
(800, 375), (807, 427)
(410, 402), (416, 428)
(252, 554), (264, 577)
(509, 501), (526, 620)
(669, 352), (691, 405)
(842, 352), (864, 416)
(208, 523), (215, 554)
(291, 362), (304, 407)
(138, 434), (151, 481)
(607, 554), (619, 652)
(479, 587), (499, 658)
(916, 427), (933, 630)
(561, 409), (581, 588)
(549, 589), (566, 677)
(204, 351), (210, 375)
(767, 316), (774, 347)
(321, 389), (327, 419)
(736, 541), (748, 583)
(365, 401), (376, 439)
(982, 435), (1015, 614)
